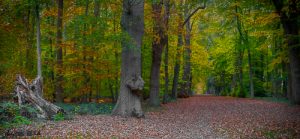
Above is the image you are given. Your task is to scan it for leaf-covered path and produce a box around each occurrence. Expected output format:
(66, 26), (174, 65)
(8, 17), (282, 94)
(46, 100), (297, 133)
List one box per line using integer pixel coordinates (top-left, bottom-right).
(23, 96), (300, 138)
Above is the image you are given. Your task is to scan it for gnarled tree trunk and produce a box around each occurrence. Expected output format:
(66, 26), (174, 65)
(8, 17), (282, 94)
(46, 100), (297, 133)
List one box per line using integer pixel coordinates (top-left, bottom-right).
(15, 75), (64, 119)
(112, 0), (145, 117)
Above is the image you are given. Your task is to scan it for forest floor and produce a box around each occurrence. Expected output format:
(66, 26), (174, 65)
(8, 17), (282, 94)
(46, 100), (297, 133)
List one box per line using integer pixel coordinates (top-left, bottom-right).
(10, 96), (300, 138)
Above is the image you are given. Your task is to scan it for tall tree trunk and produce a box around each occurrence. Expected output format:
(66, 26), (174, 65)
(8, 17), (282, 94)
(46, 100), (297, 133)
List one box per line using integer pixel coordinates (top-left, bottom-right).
(273, 0), (300, 104)
(35, 1), (43, 97)
(179, 17), (192, 98)
(171, 0), (184, 99)
(55, 0), (64, 102)
(163, 0), (170, 104)
(171, 34), (183, 99)
(149, 1), (164, 107)
(112, 0), (145, 117)
(235, 3), (245, 97)
(177, 1), (205, 98)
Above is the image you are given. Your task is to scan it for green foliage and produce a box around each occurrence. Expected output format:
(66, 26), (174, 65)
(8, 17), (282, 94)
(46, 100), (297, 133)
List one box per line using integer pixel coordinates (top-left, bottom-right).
(53, 112), (65, 121)
(0, 0), (291, 104)
(254, 79), (267, 97)
(12, 115), (31, 125)
(0, 102), (32, 135)
(220, 90), (228, 96)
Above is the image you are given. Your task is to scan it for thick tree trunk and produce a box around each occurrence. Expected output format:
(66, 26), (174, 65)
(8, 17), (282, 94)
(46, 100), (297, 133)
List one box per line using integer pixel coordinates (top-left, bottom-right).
(55, 0), (64, 102)
(15, 75), (64, 119)
(273, 0), (300, 104)
(149, 1), (164, 107)
(112, 0), (145, 117)
(149, 51), (162, 106)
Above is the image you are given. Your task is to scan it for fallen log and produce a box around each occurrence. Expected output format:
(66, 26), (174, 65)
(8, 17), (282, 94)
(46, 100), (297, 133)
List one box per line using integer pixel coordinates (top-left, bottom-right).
(14, 75), (64, 119)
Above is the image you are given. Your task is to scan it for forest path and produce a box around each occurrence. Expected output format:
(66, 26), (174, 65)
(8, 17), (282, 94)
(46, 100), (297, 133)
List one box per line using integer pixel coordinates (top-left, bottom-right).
(25, 96), (300, 138)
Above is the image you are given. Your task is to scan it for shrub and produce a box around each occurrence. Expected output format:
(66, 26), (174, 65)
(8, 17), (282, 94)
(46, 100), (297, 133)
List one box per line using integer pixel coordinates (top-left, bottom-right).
(53, 112), (65, 121)
(0, 102), (32, 135)
(12, 115), (31, 125)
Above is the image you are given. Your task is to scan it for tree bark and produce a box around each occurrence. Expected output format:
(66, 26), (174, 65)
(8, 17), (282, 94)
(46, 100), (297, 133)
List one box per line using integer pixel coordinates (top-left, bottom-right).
(149, 1), (164, 107)
(273, 0), (300, 104)
(171, 34), (183, 99)
(55, 0), (64, 102)
(171, 0), (184, 99)
(179, 17), (192, 98)
(112, 0), (145, 117)
(15, 75), (64, 119)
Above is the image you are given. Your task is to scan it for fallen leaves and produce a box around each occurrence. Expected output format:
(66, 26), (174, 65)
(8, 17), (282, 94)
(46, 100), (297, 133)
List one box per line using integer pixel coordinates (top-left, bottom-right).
(8, 96), (300, 138)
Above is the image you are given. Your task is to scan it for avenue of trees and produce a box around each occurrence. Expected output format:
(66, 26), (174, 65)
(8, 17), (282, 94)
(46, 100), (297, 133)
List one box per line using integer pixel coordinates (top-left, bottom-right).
(0, 0), (299, 117)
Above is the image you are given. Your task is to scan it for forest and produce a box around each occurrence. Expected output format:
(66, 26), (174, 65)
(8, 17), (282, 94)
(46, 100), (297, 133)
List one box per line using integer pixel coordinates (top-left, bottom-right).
(0, 0), (300, 138)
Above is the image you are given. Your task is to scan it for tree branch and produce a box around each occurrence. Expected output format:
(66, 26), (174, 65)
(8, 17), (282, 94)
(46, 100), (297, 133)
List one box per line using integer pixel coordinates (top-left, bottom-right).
(182, 3), (206, 27)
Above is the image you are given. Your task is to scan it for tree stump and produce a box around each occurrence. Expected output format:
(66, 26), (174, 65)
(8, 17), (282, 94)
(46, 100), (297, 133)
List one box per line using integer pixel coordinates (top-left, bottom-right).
(14, 75), (64, 119)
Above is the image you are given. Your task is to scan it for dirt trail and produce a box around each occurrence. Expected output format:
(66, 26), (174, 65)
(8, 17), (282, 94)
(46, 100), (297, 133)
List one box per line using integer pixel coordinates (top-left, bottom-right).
(15, 96), (300, 138)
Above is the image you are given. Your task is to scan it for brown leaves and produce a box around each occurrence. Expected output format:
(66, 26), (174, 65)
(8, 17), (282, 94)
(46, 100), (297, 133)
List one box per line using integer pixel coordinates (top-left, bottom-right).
(10, 96), (300, 138)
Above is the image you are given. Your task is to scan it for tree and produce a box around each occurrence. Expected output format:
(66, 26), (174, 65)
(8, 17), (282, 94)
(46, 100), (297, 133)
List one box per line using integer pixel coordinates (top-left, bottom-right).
(272, 0), (300, 104)
(13, 0), (64, 119)
(149, 0), (166, 107)
(234, 1), (245, 97)
(171, 0), (184, 99)
(35, 0), (43, 97)
(163, 0), (171, 104)
(112, 0), (145, 117)
(55, 0), (64, 102)
(179, 2), (206, 97)
(179, 13), (192, 98)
